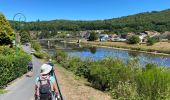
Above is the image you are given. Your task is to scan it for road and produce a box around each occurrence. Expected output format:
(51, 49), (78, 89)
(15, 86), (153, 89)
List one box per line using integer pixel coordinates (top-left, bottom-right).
(0, 45), (42, 100)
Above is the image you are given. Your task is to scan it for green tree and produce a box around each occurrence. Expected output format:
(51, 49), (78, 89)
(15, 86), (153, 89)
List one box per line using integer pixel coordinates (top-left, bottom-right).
(147, 37), (159, 46)
(0, 13), (14, 45)
(128, 35), (140, 44)
(88, 32), (98, 41)
(20, 31), (31, 43)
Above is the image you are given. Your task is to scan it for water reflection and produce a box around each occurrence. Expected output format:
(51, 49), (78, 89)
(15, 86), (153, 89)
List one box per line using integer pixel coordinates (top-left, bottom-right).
(89, 47), (97, 54)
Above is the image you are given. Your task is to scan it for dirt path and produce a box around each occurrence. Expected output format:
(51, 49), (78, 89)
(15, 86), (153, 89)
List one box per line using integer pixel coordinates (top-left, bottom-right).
(54, 65), (112, 100)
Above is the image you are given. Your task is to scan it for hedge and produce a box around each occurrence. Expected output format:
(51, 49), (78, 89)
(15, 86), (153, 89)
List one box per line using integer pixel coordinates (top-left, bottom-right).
(0, 47), (31, 88)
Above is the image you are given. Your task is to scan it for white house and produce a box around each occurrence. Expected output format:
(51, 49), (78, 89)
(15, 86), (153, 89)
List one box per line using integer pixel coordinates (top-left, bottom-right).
(99, 34), (109, 41)
(139, 33), (147, 43)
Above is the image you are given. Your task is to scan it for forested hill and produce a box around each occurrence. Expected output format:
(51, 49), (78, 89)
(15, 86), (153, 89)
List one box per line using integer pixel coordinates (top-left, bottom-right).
(10, 9), (170, 33)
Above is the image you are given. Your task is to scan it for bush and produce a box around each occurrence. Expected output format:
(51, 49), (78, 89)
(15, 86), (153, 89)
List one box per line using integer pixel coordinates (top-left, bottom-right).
(20, 31), (31, 44)
(111, 81), (140, 99)
(0, 52), (31, 88)
(88, 32), (98, 41)
(135, 64), (170, 99)
(0, 46), (15, 55)
(127, 35), (140, 44)
(54, 50), (67, 63)
(34, 51), (49, 59)
(147, 37), (159, 45)
(31, 41), (41, 51)
(54, 51), (170, 99)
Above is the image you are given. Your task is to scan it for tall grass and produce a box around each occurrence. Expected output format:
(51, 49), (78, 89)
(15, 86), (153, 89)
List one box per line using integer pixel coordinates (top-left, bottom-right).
(54, 50), (170, 99)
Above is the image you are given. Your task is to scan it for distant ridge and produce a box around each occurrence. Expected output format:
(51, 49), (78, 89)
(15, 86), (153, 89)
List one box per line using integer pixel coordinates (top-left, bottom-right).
(10, 9), (170, 33)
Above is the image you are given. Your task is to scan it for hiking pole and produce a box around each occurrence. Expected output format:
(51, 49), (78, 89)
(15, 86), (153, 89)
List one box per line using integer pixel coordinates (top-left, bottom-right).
(53, 72), (64, 100)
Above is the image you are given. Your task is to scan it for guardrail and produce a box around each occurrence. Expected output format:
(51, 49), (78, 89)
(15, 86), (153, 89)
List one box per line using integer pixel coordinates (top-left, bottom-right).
(53, 69), (64, 100)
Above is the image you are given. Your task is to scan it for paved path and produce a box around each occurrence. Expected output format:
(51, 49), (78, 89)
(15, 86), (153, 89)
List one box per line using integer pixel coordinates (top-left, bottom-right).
(0, 45), (42, 100)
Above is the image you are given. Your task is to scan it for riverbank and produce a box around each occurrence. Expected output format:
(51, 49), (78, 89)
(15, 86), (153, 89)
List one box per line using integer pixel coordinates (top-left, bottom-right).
(81, 41), (170, 55)
(54, 50), (170, 99)
(54, 64), (111, 100)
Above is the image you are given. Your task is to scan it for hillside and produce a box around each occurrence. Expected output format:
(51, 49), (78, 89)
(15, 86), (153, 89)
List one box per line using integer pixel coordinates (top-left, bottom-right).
(10, 9), (170, 33)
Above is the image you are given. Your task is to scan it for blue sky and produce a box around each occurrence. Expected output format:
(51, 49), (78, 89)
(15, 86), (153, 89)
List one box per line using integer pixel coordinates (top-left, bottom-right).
(0, 0), (170, 21)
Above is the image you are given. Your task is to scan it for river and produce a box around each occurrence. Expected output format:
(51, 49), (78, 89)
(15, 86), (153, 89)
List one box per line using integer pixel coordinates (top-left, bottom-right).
(41, 40), (170, 67)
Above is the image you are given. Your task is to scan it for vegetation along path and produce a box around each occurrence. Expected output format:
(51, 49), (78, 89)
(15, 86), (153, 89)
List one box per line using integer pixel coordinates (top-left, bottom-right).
(54, 65), (111, 100)
(0, 45), (41, 100)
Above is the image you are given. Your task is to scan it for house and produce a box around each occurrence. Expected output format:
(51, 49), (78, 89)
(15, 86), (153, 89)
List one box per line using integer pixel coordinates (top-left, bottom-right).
(163, 31), (170, 37)
(99, 34), (109, 41)
(120, 32), (135, 39)
(162, 31), (170, 41)
(144, 31), (160, 37)
(94, 30), (105, 34)
(79, 31), (90, 39)
(108, 34), (118, 41)
(139, 33), (147, 43)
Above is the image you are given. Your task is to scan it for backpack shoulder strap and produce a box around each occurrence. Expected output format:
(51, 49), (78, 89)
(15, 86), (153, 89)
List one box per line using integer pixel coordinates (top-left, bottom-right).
(38, 76), (42, 87)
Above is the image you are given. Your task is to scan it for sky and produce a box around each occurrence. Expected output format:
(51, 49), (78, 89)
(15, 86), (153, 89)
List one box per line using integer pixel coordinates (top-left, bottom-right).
(0, 0), (170, 21)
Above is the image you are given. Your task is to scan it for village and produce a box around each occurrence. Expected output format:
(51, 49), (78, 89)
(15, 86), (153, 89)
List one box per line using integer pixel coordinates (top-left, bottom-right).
(79, 30), (170, 43)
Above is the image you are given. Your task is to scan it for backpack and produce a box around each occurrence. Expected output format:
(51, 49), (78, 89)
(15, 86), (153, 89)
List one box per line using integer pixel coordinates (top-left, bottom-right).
(38, 76), (52, 100)
(28, 61), (33, 69)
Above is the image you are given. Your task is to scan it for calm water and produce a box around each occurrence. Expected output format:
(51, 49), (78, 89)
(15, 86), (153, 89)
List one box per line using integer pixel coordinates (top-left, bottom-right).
(41, 40), (170, 67)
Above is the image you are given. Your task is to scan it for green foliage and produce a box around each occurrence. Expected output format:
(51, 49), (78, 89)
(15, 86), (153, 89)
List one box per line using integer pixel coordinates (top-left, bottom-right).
(20, 31), (31, 44)
(54, 50), (68, 64)
(111, 81), (140, 100)
(127, 35), (140, 44)
(33, 51), (44, 59)
(31, 41), (41, 51)
(88, 32), (98, 41)
(0, 47), (31, 88)
(53, 51), (170, 99)
(147, 37), (159, 45)
(136, 64), (170, 99)
(0, 14), (14, 45)
(10, 9), (170, 34)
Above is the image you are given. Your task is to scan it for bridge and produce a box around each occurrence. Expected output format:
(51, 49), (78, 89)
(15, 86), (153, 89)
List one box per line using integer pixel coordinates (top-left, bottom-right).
(39, 37), (81, 42)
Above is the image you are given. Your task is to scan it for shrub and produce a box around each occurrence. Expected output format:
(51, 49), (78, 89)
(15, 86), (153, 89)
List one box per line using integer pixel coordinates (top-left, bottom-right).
(127, 35), (140, 44)
(0, 46), (15, 55)
(0, 53), (31, 88)
(88, 32), (98, 41)
(31, 41), (41, 51)
(135, 64), (170, 99)
(54, 50), (67, 63)
(54, 51), (170, 99)
(20, 31), (31, 44)
(34, 51), (49, 59)
(147, 37), (159, 45)
(111, 81), (140, 99)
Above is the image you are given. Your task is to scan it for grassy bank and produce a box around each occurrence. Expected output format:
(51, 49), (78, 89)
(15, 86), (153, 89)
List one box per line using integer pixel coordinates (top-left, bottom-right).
(31, 41), (49, 59)
(81, 41), (170, 55)
(54, 50), (170, 99)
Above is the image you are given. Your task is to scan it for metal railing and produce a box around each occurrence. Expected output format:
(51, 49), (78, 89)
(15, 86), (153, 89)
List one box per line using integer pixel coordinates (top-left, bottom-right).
(53, 69), (64, 100)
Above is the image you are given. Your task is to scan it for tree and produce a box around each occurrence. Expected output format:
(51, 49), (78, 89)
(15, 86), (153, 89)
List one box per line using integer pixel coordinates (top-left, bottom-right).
(127, 35), (140, 44)
(20, 31), (31, 43)
(147, 37), (159, 46)
(88, 32), (98, 41)
(0, 13), (14, 45)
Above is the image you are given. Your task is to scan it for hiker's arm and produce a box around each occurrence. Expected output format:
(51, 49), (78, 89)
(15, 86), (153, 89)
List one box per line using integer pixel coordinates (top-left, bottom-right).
(35, 85), (38, 96)
(53, 81), (59, 95)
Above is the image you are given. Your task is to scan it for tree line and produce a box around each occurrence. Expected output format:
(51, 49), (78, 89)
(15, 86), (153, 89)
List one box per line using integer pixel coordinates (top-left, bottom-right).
(9, 9), (170, 34)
